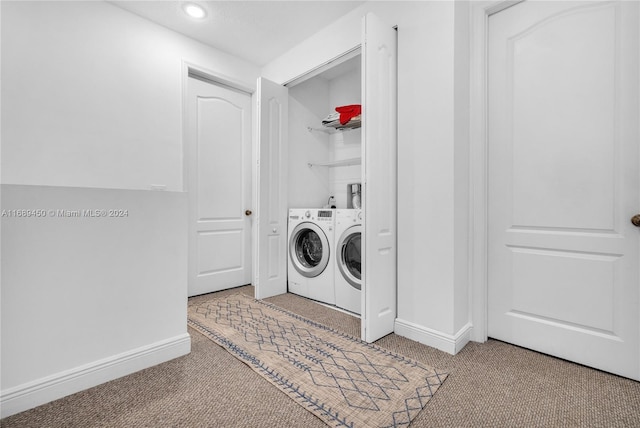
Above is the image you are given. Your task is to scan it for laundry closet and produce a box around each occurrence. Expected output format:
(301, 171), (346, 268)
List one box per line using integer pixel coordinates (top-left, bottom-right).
(285, 52), (363, 317)
(255, 13), (397, 343)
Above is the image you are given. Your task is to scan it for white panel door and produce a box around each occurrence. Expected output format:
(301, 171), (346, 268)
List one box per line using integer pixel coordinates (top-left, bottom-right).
(488, 1), (640, 379)
(187, 77), (252, 297)
(255, 77), (289, 299)
(362, 13), (398, 342)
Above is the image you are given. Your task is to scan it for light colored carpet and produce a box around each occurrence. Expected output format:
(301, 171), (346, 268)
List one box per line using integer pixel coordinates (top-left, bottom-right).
(2, 285), (640, 427)
(188, 293), (447, 427)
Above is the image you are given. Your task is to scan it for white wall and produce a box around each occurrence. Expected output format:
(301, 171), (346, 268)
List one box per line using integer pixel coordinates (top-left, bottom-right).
(263, 1), (472, 353)
(1, 185), (189, 416)
(453, 0), (472, 337)
(1, 1), (259, 191)
(0, 0), (261, 417)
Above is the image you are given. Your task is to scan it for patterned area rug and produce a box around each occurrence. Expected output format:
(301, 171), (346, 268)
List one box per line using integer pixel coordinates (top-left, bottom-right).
(188, 294), (448, 427)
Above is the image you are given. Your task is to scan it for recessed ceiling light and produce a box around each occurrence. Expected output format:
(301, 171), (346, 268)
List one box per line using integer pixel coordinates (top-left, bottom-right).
(183, 3), (207, 19)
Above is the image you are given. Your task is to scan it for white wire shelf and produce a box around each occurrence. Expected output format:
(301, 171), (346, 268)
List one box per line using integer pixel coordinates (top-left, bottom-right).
(307, 124), (361, 134)
(307, 157), (362, 168)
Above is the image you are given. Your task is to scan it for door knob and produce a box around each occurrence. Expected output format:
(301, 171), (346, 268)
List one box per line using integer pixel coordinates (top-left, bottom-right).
(245, 210), (252, 216)
(632, 214), (640, 227)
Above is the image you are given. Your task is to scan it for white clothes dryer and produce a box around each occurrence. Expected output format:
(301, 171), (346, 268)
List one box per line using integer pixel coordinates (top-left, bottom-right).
(334, 209), (362, 315)
(287, 208), (335, 305)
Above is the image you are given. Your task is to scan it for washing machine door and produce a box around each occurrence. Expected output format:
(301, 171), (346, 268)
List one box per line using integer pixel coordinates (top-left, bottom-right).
(289, 222), (330, 278)
(337, 225), (362, 290)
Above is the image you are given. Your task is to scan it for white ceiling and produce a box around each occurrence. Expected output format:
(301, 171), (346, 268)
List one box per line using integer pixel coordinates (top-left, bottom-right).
(110, 1), (365, 66)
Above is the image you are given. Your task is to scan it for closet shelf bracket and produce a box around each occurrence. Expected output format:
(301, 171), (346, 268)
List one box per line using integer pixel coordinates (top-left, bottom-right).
(307, 126), (332, 134)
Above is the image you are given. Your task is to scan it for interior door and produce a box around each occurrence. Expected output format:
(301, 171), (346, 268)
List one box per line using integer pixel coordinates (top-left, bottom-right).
(254, 77), (289, 299)
(186, 76), (253, 297)
(488, 1), (640, 379)
(361, 13), (398, 342)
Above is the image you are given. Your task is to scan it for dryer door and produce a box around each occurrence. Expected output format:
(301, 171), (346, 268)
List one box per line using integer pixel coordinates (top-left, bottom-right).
(337, 225), (362, 290)
(289, 222), (330, 278)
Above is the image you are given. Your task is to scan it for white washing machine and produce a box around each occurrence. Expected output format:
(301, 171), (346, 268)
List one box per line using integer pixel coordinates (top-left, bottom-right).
(287, 208), (335, 305)
(334, 209), (362, 315)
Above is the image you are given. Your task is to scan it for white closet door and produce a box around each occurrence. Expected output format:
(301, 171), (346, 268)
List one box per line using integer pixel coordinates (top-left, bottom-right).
(362, 13), (398, 342)
(187, 77), (252, 297)
(488, 1), (640, 379)
(255, 77), (289, 299)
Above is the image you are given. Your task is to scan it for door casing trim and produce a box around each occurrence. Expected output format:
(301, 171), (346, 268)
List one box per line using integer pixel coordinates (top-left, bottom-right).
(469, 1), (523, 343)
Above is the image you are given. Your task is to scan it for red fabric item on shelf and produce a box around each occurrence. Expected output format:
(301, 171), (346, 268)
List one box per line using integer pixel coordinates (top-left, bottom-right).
(335, 104), (362, 125)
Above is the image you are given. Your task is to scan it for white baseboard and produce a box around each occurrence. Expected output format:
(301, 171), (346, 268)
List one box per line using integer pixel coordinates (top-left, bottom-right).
(394, 319), (473, 355)
(1, 333), (191, 418)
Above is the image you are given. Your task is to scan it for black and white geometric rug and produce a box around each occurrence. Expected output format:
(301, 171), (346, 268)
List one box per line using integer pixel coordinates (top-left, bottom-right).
(188, 294), (448, 427)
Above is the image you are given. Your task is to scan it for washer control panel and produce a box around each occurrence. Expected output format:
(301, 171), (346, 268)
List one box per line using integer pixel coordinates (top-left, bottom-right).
(317, 210), (333, 221)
